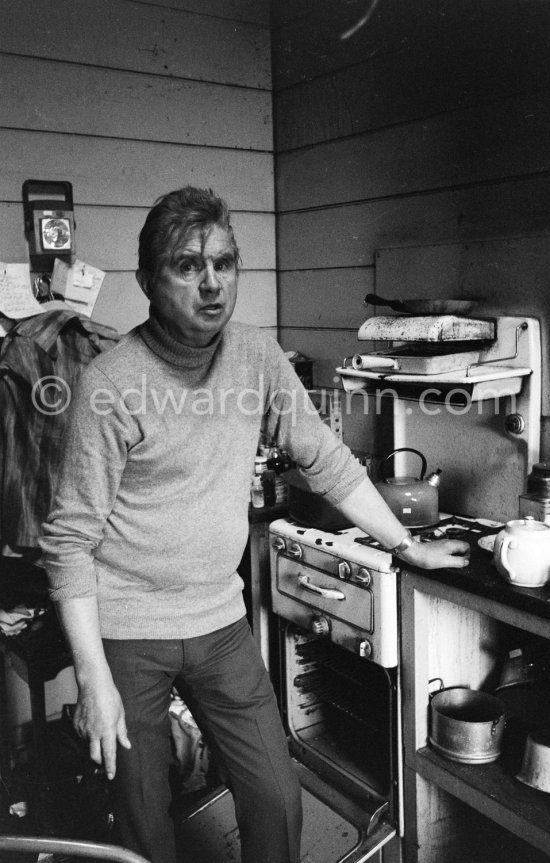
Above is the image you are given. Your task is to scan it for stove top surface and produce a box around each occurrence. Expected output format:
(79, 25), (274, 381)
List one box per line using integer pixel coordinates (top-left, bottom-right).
(271, 514), (502, 561)
(392, 514), (501, 543)
(270, 517), (394, 570)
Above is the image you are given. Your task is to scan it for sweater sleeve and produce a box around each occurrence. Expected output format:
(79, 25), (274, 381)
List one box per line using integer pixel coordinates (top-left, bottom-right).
(261, 337), (366, 504)
(39, 364), (138, 601)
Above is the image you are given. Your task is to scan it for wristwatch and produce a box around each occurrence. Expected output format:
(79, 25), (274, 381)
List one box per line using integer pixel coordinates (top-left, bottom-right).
(387, 531), (414, 556)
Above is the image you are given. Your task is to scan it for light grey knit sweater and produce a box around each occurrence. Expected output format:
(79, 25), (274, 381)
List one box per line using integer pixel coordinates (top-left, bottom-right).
(40, 315), (365, 639)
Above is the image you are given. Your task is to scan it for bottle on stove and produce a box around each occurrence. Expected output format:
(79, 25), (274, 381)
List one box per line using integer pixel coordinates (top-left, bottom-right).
(250, 475), (265, 509)
(267, 443), (288, 505)
(254, 455), (268, 476)
(519, 462), (550, 525)
(261, 469), (276, 507)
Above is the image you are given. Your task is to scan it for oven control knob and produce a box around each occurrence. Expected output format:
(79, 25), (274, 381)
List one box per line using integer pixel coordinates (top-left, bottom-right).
(287, 541), (303, 560)
(337, 561), (351, 580)
(356, 567), (372, 586)
(359, 639), (373, 659)
(311, 615), (330, 637)
(272, 536), (286, 553)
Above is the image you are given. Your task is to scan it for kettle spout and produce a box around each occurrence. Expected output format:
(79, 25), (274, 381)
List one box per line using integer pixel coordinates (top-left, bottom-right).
(426, 468), (442, 488)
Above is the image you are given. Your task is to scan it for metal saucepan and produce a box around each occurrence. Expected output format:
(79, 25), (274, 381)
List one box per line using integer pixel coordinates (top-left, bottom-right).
(364, 293), (477, 315)
(496, 648), (537, 691)
(429, 680), (506, 764)
(517, 727), (550, 792)
(285, 469), (352, 531)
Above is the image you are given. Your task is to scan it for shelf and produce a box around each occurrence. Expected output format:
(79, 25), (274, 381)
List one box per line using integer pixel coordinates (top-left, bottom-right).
(338, 315), (541, 405)
(336, 365), (531, 402)
(412, 746), (550, 856)
(401, 567), (550, 862)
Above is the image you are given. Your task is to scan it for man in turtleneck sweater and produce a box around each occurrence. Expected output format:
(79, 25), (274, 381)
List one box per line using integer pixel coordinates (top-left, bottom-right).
(40, 186), (469, 863)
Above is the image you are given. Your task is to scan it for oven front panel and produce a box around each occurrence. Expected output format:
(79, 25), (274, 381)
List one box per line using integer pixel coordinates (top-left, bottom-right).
(270, 547), (398, 667)
(275, 555), (374, 630)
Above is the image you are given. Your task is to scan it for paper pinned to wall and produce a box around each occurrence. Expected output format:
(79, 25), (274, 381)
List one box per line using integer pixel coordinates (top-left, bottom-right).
(51, 258), (106, 317)
(0, 263), (44, 319)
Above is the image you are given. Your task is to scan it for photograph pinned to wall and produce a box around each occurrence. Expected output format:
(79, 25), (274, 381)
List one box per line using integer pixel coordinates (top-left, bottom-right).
(51, 258), (106, 317)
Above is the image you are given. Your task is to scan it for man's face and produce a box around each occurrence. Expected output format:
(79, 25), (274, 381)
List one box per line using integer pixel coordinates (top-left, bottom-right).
(141, 224), (238, 347)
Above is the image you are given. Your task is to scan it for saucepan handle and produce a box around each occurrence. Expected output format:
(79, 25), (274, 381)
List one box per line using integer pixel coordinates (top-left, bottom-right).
(428, 677), (444, 700)
(363, 293), (406, 312)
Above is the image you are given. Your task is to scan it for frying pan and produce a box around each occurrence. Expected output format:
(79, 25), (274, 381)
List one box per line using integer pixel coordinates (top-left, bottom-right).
(364, 293), (477, 315)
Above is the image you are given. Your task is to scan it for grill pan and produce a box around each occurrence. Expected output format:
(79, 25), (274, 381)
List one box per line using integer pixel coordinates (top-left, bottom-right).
(364, 293), (477, 315)
(346, 343), (484, 375)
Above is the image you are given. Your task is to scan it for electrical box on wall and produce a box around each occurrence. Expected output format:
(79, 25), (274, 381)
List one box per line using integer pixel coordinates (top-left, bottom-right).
(22, 180), (75, 273)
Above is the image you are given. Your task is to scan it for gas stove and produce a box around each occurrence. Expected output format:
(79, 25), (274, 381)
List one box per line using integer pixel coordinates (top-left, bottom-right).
(270, 516), (398, 666)
(270, 515), (409, 858)
(269, 515), (503, 669)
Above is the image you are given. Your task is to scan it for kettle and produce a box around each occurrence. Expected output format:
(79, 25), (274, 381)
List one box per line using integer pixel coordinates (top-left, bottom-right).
(493, 516), (550, 587)
(375, 448), (441, 527)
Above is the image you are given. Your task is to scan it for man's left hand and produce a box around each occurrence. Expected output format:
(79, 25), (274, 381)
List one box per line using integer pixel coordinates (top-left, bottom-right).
(398, 538), (470, 570)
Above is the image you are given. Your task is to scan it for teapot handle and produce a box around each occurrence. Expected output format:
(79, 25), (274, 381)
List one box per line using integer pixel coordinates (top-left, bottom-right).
(381, 448), (427, 481)
(496, 535), (517, 579)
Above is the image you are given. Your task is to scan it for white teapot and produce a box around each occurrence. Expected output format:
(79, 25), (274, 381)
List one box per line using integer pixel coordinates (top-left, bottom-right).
(493, 516), (550, 588)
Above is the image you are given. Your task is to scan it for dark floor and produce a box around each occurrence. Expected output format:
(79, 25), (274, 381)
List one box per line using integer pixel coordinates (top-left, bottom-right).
(0, 716), (114, 863)
(1, 780), (358, 863)
(0, 718), (359, 863)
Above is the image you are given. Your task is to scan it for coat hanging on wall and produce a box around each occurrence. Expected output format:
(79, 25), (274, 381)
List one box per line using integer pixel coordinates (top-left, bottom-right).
(0, 308), (119, 556)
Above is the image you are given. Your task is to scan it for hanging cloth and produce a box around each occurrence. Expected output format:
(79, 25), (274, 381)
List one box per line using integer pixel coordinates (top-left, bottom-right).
(0, 309), (119, 552)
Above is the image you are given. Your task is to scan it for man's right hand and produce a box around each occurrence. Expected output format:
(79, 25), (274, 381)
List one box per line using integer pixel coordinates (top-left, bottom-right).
(52, 595), (132, 781)
(74, 678), (131, 780)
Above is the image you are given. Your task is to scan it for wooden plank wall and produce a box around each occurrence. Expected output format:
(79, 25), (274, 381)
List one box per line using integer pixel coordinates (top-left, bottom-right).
(0, 0), (274, 336)
(272, 0), (550, 457)
(0, 0), (272, 730)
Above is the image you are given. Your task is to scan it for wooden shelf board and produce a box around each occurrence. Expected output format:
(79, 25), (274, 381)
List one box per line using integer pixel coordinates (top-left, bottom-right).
(414, 746), (550, 855)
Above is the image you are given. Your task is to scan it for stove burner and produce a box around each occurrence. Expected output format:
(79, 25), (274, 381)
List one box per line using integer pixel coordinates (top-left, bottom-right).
(444, 527), (469, 539)
(419, 531), (440, 542)
(412, 515), (502, 537)
(355, 517), (489, 548)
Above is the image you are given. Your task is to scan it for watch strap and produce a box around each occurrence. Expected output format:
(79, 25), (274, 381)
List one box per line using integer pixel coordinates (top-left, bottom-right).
(387, 531), (414, 556)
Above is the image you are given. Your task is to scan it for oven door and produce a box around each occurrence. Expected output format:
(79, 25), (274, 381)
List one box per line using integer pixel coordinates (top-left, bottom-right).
(275, 617), (401, 863)
(292, 758), (397, 863)
(176, 760), (397, 863)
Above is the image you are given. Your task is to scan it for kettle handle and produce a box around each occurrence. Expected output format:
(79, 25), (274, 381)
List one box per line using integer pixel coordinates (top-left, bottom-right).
(381, 448), (427, 481)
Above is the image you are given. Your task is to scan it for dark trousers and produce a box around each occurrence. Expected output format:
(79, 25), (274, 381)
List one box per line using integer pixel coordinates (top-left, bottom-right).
(103, 617), (302, 863)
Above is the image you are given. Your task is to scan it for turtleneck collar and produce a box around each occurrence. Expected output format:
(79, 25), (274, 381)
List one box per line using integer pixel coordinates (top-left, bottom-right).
(139, 312), (223, 368)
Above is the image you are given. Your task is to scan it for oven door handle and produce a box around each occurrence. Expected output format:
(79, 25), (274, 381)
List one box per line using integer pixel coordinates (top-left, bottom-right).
(297, 574), (346, 600)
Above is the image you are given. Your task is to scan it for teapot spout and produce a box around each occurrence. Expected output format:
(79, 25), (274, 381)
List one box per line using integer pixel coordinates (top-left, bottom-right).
(426, 468), (442, 488)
